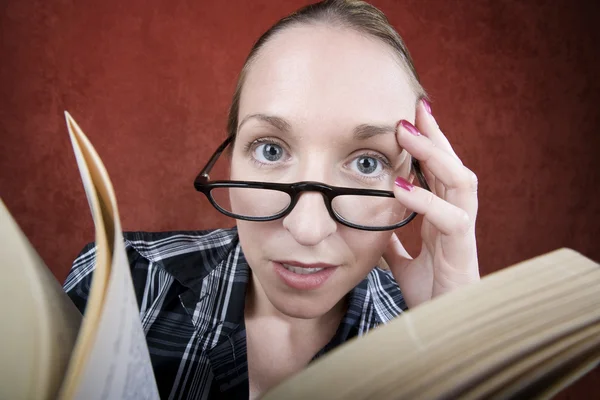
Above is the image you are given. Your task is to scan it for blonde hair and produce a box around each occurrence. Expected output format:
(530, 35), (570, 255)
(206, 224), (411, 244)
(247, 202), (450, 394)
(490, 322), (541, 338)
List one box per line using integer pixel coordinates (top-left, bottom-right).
(226, 0), (428, 141)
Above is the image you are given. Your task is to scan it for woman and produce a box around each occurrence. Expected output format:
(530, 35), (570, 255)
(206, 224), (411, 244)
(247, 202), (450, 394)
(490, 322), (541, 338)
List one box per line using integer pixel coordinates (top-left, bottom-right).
(65, 0), (480, 398)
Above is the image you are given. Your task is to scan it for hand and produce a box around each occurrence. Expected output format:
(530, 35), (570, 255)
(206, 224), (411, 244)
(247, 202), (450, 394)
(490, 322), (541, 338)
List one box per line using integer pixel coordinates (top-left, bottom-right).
(383, 99), (480, 308)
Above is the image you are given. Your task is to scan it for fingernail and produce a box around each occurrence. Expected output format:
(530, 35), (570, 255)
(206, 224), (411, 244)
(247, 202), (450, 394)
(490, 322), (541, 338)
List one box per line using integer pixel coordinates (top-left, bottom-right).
(399, 120), (421, 136)
(422, 99), (432, 114)
(394, 176), (414, 191)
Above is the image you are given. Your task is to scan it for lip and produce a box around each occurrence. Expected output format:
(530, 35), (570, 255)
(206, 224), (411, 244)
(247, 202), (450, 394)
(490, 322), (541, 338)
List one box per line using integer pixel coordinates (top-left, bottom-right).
(273, 260), (338, 269)
(273, 261), (338, 290)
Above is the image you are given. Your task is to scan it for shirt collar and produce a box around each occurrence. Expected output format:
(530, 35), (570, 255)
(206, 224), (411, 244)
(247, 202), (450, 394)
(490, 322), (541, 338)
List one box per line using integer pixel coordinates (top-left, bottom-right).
(150, 228), (392, 394)
(151, 227), (391, 338)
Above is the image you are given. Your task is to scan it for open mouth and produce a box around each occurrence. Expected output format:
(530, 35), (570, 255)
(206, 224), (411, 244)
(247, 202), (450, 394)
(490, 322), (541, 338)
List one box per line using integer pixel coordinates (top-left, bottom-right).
(281, 263), (325, 275)
(273, 261), (338, 290)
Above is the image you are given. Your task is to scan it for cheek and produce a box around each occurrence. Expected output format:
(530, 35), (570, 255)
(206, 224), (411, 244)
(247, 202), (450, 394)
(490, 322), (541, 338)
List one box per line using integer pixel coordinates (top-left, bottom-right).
(236, 220), (268, 267)
(236, 219), (283, 257)
(342, 230), (391, 268)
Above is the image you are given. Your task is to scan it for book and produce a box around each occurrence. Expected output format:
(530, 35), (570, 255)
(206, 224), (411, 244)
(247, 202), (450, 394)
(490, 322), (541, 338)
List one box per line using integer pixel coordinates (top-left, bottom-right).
(263, 248), (600, 399)
(1, 112), (159, 400)
(0, 113), (598, 400)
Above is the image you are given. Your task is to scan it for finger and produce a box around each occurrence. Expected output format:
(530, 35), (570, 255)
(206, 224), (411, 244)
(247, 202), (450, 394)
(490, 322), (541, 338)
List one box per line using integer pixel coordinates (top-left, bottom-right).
(416, 161), (442, 198)
(435, 177), (446, 201)
(394, 177), (478, 279)
(383, 232), (413, 265)
(415, 100), (462, 164)
(397, 121), (478, 195)
(421, 161), (445, 199)
(382, 232), (412, 271)
(401, 110), (478, 221)
(413, 100), (460, 198)
(393, 177), (473, 237)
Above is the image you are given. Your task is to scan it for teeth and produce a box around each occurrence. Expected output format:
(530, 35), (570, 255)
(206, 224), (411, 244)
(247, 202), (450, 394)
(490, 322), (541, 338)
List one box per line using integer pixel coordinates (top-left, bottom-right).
(282, 264), (324, 275)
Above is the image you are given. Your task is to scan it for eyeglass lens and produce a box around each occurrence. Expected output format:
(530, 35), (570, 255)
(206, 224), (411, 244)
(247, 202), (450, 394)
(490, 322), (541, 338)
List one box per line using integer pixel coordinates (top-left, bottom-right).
(209, 187), (412, 228)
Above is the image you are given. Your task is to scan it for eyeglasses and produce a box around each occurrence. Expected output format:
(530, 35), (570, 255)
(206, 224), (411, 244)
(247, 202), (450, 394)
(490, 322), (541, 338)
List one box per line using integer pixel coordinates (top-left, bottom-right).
(194, 136), (431, 231)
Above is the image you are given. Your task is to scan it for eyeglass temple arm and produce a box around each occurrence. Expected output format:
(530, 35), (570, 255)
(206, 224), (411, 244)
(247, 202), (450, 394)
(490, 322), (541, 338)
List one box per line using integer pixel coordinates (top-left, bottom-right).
(196, 136), (234, 183)
(412, 158), (431, 192)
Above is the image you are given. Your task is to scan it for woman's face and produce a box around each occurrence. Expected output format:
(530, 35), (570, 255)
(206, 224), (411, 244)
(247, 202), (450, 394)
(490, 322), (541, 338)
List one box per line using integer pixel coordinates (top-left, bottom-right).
(231, 24), (417, 319)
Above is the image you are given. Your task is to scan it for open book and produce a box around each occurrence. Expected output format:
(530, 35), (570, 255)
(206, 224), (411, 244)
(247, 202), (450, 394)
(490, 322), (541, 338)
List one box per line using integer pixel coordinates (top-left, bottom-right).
(1, 113), (599, 400)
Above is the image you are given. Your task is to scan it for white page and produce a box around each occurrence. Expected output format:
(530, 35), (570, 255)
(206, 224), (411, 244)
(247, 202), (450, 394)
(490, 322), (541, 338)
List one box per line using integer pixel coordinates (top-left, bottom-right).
(62, 112), (159, 400)
(72, 226), (159, 400)
(0, 199), (82, 400)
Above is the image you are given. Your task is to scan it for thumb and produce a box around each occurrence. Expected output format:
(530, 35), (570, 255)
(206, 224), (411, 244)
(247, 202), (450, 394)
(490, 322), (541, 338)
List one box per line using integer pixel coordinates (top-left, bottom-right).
(382, 232), (413, 274)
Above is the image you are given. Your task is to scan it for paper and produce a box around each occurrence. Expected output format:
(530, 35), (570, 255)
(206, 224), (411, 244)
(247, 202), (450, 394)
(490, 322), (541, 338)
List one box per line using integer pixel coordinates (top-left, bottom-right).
(0, 200), (82, 400)
(58, 112), (159, 400)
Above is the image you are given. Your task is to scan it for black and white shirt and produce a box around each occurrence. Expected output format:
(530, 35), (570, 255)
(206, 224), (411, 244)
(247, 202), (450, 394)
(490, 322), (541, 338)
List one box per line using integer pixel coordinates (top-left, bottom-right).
(64, 227), (407, 399)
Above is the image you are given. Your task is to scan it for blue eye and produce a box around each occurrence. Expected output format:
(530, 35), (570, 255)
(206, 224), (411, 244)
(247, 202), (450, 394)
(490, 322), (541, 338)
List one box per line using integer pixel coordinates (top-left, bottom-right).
(354, 156), (382, 175)
(254, 143), (284, 163)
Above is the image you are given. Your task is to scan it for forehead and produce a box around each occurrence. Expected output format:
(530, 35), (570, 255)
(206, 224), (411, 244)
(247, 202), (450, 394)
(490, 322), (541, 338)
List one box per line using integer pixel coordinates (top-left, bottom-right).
(239, 24), (417, 135)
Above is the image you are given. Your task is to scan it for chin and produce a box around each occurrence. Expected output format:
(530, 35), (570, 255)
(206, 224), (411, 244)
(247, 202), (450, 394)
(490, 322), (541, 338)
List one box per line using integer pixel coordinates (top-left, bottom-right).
(268, 291), (343, 320)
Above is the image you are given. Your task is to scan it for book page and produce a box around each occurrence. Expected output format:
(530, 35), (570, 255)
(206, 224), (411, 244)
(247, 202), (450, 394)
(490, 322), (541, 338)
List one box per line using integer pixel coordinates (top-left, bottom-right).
(58, 112), (159, 400)
(0, 200), (82, 400)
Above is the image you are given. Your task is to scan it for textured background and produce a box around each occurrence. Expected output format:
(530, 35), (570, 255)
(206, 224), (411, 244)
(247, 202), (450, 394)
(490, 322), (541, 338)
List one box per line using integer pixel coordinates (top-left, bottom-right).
(1, 0), (599, 396)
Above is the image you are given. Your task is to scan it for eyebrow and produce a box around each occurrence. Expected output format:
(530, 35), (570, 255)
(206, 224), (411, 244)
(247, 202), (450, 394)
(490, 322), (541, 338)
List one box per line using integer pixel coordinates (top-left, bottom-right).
(237, 114), (291, 135)
(352, 123), (397, 140)
(237, 113), (396, 140)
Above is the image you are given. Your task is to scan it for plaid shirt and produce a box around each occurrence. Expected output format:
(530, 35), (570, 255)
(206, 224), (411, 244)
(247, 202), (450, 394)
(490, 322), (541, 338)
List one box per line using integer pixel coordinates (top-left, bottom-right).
(64, 228), (407, 400)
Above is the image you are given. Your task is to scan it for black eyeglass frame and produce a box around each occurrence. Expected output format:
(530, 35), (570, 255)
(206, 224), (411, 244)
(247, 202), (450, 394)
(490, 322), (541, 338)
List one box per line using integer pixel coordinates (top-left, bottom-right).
(194, 136), (431, 231)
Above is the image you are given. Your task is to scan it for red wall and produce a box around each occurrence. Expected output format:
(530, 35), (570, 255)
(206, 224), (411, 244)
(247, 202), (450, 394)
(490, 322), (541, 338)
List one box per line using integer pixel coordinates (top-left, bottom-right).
(1, 0), (598, 396)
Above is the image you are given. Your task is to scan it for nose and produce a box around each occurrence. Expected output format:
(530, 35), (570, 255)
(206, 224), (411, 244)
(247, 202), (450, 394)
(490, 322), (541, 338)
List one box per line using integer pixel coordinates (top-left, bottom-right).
(282, 191), (337, 246)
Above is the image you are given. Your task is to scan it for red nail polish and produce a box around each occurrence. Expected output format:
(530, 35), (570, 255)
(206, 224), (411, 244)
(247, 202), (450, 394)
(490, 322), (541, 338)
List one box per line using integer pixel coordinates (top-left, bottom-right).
(395, 176), (414, 191)
(422, 99), (432, 114)
(399, 120), (420, 136)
